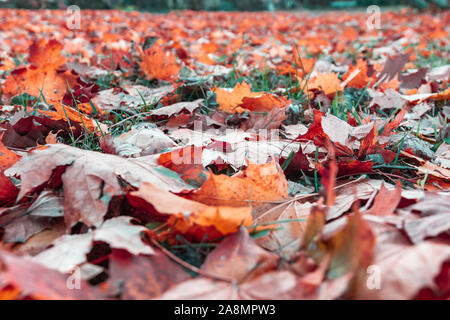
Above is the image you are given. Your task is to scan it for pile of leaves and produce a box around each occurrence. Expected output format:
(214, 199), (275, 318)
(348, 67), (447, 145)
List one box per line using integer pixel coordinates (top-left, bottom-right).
(0, 9), (449, 300)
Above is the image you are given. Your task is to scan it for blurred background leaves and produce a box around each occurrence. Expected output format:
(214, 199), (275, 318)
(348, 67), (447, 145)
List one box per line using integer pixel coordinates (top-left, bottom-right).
(1, 0), (448, 11)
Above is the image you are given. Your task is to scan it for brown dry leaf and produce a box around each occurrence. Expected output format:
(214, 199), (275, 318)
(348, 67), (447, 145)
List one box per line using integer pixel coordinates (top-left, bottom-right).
(247, 106), (287, 131)
(378, 52), (411, 83)
(317, 144), (338, 207)
(369, 88), (407, 110)
(403, 192), (450, 216)
(400, 67), (428, 89)
(187, 160), (289, 207)
(107, 249), (191, 299)
(327, 179), (387, 220)
(5, 144), (192, 229)
(150, 99), (203, 117)
(0, 248), (104, 299)
(31, 233), (93, 274)
(201, 227), (278, 282)
(302, 204), (327, 255)
(200, 135), (299, 169)
(404, 212), (450, 245)
(158, 269), (323, 300)
(401, 193), (450, 244)
(1, 214), (57, 245)
(400, 150), (450, 181)
(32, 216), (154, 273)
(239, 269), (324, 300)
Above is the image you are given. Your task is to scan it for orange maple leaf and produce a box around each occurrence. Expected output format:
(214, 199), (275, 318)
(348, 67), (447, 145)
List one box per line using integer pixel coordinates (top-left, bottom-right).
(0, 137), (20, 205)
(186, 160), (289, 207)
(214, 81), (289, 113)
(139, 44), (181, 82)
(341, 59), (371, 89)
(129, 182), (252, 242)
(158, 146), (206, 187)
(0, 136), (20, 171)
(303, 72), (343, 97)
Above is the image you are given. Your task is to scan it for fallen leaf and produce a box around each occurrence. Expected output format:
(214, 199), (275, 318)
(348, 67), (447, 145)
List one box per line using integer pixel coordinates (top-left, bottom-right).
(187, 160), (289, 207)
(128, 182), (252, 241)
(364, 181), (402, 216)
(3, 40), (77, 103)
(201, 227), (278, 282)
(32, 216), (154, 273)
(378, 52), (411, 83)
(305, 72), (343, 97)
(254, 201), (312, 252)
(140, 44), (180, 82)
(157, 278), (238, 300)
(214, 81), (288, 113)
(101, 126), (176, 157)
(5, 144), (193, 229)
(92, 85), (173, 112)
(355, 223), (450, 299)
(107, 249), (191, 299)
(0, 248), (104, 299)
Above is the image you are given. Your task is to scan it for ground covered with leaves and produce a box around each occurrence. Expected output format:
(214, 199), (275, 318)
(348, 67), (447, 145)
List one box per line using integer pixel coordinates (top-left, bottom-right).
(0, 9), (449, 300)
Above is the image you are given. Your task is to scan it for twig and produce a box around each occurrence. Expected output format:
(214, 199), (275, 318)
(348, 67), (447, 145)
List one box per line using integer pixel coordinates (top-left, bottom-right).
(257, 176), (366, 221)
(361, 190), (377, 211)
(151, 238), (234, 283)
(374, 170), (417, 183)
